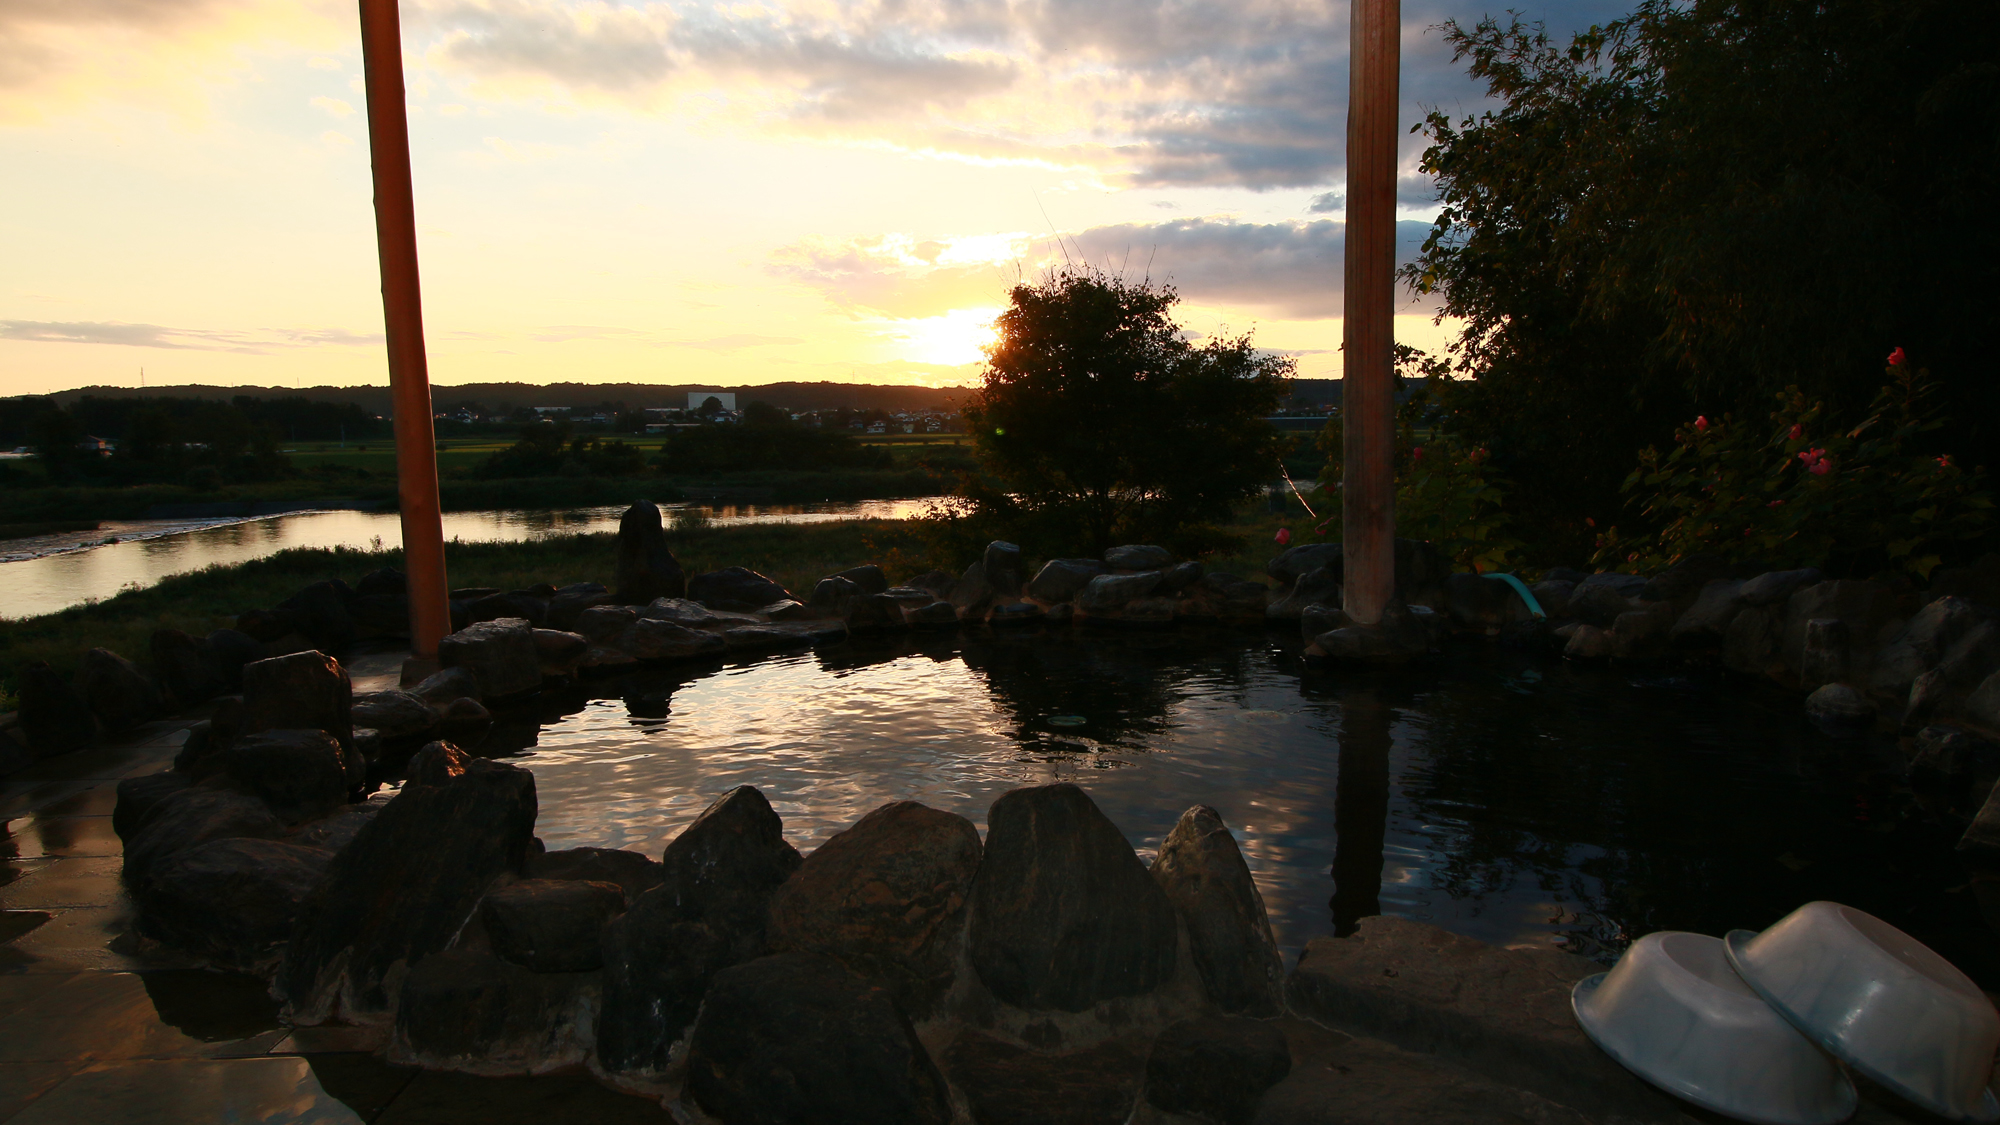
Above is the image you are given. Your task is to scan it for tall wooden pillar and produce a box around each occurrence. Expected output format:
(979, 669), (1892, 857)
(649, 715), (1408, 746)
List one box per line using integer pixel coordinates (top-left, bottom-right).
(1341, 0), (1400, 626)
(358, 0), (450, 658)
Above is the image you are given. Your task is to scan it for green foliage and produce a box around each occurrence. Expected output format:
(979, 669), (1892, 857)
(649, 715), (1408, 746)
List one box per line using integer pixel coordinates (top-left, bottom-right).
(650, 413), (890, 473)
(1406, 0), (2000, 558)
(956, 266), (1292, 557)
(1594, 359), (1993, 578)
(1314, 360), (1524, 572)
(476, 420), (647, 479)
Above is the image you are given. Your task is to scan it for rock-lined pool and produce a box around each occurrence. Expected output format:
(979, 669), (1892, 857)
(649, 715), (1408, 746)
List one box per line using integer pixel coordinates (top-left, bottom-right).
(468, 629), (1997, 984)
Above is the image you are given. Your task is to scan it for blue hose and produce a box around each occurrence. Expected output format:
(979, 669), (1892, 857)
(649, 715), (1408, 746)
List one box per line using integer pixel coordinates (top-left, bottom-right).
(1480, 572), (1546, 619)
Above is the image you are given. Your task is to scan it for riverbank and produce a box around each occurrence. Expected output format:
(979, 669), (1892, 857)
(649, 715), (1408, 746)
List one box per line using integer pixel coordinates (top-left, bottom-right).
(0, 518), (926, 697)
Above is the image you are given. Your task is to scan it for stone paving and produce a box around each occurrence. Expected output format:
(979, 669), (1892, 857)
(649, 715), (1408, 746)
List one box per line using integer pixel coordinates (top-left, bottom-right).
(0, 705), (673, 1124)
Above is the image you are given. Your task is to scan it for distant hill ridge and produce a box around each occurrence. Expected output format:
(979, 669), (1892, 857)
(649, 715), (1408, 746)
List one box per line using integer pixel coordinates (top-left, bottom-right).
(42, 381), (971, 415)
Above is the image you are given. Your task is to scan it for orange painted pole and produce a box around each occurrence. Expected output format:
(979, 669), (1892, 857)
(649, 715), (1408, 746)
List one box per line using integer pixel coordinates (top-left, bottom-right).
(1341, 0), (1400, 626)
(358, 0), (450, 657)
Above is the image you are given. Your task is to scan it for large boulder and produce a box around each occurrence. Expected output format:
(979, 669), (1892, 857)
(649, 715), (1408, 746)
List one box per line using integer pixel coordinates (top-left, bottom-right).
(769, 800), (981, 1018)
(1156, 560), (1204, 595)
(1871, 595), (1995, 701)
(1027, 559), (1104, 604)
(462, 591), (548, 628)
(833, 564), (890, 596)
(387, 948), (597, 1077)
(640, 597), (738, 628)
(1611, 604), (1674, 660)
(1905, 621), (2000, 730)
(1105, 544), (1173, 571)
(983, 541), (1025, 597)
(685, 952), (951, 1125)
(139, 837), (333, 971)
(943, 1032), (1147, 1125)
(1958, 782), (2000, 869)
(615, 618), (726, 661)
(409, 666), (480, 708)
(1805, 683), (1876, 735)
(573, 605), (639, 644)
(150, 629), (226, 710)
(1443, 574), (1529, 631)
(1906, 725), (2000, 817)
(208, 729), (352, 823)
(1266, 539), (1450, 607)
(438, 618), (543, 699)
(1670, 579), (1745, 642)
(17, 660), (95, 758)
(531, 628), (589, 677)
(1150, 806), (1283, 1016)
(122, 785), (287, 892)
(1638, 552), (1733, 605)
(1566, 582), (1633, 628)
(1969, 670), (2000, 738)
(1736, 567), (1824, 607)
(241, 650), (354, 756)
(203, 628), (264, 691)
(1266, 543), (1344, 586)
(113, 771), (194, 841)
(1144, 1016), (1293, 1125)
(529, 846), (665, 902)
(1723, 606), (1783, 677)
(1075, 571), (1164, 614)
(278, 755), (538, 1025)
(480, 878), (624, 973)
(596, 786), (804, 1078)
(847, 592), (911, 633)
(276, 580), (357, 648)
(614, 500), (687, 604)
(688, 566), (793, 612)
(75, 647), (161, 733)
(970, 784), (1177, 1012)
(1574, 572), (1648, 599)
(1780, 580), (1900, 685)
(1529, 579), (1575, 619)
(545, 582), (615, 631)
(949, 561), (995, 619)
(1196, 572), (1272, 622)
(352, 690), (438, 740)
(1265, 566), (1340, 621)
(811, 575), (861, 614)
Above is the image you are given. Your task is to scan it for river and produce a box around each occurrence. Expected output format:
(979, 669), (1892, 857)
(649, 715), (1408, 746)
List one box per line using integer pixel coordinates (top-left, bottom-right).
(0, 499), (941, 620)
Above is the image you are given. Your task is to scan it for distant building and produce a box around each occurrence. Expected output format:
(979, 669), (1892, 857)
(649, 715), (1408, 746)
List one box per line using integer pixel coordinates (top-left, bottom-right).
(688, 392), (737, 412)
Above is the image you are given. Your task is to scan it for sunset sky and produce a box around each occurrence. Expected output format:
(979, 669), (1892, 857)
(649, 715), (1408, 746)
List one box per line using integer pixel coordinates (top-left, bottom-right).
(1, 0), (1626, 397)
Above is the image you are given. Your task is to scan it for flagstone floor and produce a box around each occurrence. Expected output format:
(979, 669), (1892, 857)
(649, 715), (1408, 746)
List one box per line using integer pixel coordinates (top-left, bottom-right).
(0, 715), (672, 1124)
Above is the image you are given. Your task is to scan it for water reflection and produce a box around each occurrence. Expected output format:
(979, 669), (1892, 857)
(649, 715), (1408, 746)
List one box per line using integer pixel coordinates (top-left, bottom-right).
(1, 498), (941, 619)
(478, 631), (1999, 982)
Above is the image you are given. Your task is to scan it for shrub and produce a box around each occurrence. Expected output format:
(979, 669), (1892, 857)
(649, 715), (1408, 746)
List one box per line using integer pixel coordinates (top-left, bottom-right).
(1592, 354), (1992, 578)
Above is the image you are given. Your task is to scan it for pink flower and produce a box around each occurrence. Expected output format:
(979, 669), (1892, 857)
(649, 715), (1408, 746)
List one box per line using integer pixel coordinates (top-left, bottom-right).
(1275, 528), (1292, 546)
(1937, 455), (1954, 469)
(1887, 347), (1906, 367)
(1411, 446), (1424, 462)
(1810, 461), (1830, 475)
(1789, 424), (1803, 440)
(1767, 500), (1784, 508)
(1694, 415), (1709, 432)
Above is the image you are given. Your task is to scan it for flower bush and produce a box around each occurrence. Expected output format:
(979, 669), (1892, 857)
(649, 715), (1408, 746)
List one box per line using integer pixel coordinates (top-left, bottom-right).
(1592, 354), (1991, 578)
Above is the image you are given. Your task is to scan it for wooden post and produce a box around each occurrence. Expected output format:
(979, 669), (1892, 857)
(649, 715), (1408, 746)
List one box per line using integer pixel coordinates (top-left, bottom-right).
(358, 0), (450, 658)
(1341, 0), (1400, 626)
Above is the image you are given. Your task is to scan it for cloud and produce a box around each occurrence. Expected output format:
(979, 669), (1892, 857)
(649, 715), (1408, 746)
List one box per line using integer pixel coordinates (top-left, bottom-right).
(1308, 192), (1344, 213)
(776, 218), (1436, 321)
(660, 334), (806, 351)
(0, 320), (381, 353)
(308, 95), (353, 117)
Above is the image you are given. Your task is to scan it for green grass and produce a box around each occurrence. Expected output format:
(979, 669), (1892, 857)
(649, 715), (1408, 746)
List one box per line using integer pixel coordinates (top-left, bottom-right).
(0, 519), (926, 693)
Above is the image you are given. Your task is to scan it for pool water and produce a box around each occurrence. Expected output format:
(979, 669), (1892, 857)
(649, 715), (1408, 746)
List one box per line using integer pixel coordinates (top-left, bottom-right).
(466, 628), (1999, 985)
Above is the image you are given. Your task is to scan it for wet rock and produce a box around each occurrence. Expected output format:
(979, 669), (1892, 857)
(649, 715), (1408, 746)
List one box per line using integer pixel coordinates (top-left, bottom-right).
(573, 605), (638, 644)
(769, 800), (981, 1018)
(123, 786), (286, 892)
(1310, 601), (1436, 662)
(352, 690), (437, 740)
(944, 1032), (1152, 1112)
(1781, 580), (1898, 684)
(1156, 560), (1205, 595)
(1871, 595), (1995, 700)
(278, 580), (358, 648)
(812, 575), (861, 613)
(241, 650), (354, 756)
(1566, 583), (1632, 629)
(688, 566), (793, 612)
(1266, 543), (1344, 587)
(203, 629), (264, 691)
(1105, 544), (1172, 572)
(279, 756), (538, 1025)
(833, 564), (890, 596)
(174, 710), (235, 774)
(287, 800), (384, 854)
(971, 783), (1177, 1012)
(1722, 606), (1782, 677)
(640, 597), (738, 628)
(1958, 783), (2000, 869)
(1639, 552), (1733, 605)
(848, 592), (911, 633)
(615, 501), (687, 604)
(685, 952), (951, 1125)
(1150, 806), (1283, 1016)
(1670, 579), (1745, 642)
(388, 948), (596, 1077)
(1445, 574), (1528, 631)
(1027, 559), (1105, 604)
(1804, 683), (1875, 735)
(1799, 618), (1850, 688)
(1563, 623), (1616, 661)
(1145, 1016), (1292, 1125)
(1076, 571), (1164, 613)
(908, 569), (956, 599)
(1574, 572), (1648, 599)
(1969, 670), (2000, 737)
(906, 601), (961, 629)
(408, 668), (479, 711)
(438, 618), (543, 699)
(981, 540), (1025, 597)
(150, 629), (226, 710)
(17, 661), (96, 758)
(1736, 568), (1825, 607)
(1274, 539), (1464, 609)
(480, 878), (624, 972)
(943, 1032), (1147, 1125)
(596, 786), (803, 1077)
(113, 771), (194, 842)
(140, 837), (333, 971)
(1198, 572), (1272, 622)
(722, 622), (846, 652)
(451, 587), (503, 601)
(233, 607), (297, 644)
(882, 586), (941, 608)
(1545, 566), (1589, 585)
(1611, 605), (1673, 659)
(545, 583), (614, 631)
(1266, 566), (1339, 621)
(529, 846), (664, 902)
(75, 648), (161, 733)
(950, 560), (995, 620)
(463, 591), (548, 628)
(988, 599), (1049, 626)
(1301, 603), (1347, 640)
(1907, 726), (2000, 816)
(351, 728), (383, 764)
(1529, 580), (1575, 619)
(210, 729), (352, 823)
(1905, 621), (2000, 730)
(355, 567), (404, 597)
(531, 628), (589, 676)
